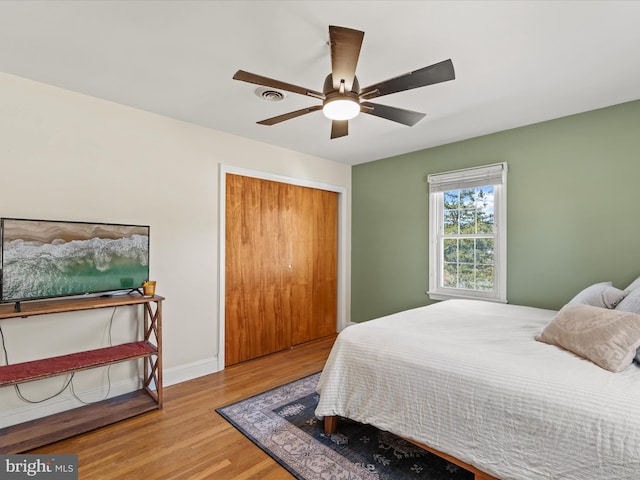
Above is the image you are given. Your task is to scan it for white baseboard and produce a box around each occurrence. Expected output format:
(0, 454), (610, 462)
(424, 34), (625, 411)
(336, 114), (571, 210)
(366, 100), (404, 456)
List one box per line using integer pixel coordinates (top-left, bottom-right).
(162, 355), (220, 387)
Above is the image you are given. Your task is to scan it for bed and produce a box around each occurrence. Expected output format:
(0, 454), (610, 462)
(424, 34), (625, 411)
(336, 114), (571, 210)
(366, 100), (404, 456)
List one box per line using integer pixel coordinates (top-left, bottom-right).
(315, 298), (640, 480)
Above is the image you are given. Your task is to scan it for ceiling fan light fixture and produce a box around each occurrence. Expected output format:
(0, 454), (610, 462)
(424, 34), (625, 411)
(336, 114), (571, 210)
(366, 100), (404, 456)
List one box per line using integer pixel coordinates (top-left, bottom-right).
(322, 96), (360, 120)
(233, 26), (455, 139)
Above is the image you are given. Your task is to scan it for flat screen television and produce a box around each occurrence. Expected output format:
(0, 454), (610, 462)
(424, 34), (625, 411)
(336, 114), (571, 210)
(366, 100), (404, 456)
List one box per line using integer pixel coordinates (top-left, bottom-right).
(0, 218), (149, 304)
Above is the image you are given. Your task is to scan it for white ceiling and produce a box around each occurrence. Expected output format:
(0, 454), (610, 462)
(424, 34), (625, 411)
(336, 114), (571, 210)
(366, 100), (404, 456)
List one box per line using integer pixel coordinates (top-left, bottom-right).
(1, 1), (640, 166)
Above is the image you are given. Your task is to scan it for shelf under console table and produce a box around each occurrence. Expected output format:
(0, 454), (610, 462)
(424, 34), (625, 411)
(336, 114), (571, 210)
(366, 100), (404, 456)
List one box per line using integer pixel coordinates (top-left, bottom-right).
(0, 293), (164, 454)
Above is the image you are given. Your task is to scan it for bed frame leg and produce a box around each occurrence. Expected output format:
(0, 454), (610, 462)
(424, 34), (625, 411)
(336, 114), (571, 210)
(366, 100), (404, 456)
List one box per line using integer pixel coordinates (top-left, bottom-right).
(324, 415), (338, 434)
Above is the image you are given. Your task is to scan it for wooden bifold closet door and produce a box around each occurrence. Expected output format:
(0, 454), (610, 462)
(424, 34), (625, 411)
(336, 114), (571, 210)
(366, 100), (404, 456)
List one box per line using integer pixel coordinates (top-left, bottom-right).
(225, 174), (338, 366)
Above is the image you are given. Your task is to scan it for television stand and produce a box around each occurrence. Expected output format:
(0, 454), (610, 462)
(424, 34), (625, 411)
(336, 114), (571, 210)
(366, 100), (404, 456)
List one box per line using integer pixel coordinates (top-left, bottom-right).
(0, 294), (163, 454)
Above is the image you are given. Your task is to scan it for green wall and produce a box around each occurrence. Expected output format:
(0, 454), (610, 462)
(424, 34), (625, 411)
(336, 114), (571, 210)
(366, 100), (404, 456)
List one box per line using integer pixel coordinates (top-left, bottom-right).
(352, 99), (640, 322)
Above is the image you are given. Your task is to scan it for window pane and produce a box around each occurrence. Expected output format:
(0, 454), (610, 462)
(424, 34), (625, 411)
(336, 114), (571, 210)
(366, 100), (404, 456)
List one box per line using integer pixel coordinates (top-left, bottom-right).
(476, 238), (494, 265)
(443, 239), (458, 263)
(476, 265), (494, 290)
(459, 210), (476, 234)
(460, 189), (475, 209)
(443, 262), (458, 287)
(477, 215), (494, 234)
(459, 264), (475, 289)
(444, 191), (459, 209)
(475, 186), (494, 234)
(444, 210), (459, 234)
(459, 239), (475, 263)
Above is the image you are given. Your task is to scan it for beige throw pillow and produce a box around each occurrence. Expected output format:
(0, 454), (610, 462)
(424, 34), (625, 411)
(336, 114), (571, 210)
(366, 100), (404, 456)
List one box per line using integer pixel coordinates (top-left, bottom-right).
(537, 304), (640, 372)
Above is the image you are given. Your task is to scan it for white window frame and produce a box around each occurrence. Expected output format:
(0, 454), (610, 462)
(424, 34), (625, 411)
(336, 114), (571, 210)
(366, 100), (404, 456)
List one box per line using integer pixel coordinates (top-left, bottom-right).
(428, 162), (508, 303)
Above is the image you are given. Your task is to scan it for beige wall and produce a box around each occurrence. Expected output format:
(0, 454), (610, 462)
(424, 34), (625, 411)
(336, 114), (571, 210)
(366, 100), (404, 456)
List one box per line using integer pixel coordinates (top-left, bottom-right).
(0, 73), (351, 426)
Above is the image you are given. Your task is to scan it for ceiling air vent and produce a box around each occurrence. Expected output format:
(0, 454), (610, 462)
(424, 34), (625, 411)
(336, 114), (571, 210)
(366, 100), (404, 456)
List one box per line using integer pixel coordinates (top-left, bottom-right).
(255, 87), (286, 101)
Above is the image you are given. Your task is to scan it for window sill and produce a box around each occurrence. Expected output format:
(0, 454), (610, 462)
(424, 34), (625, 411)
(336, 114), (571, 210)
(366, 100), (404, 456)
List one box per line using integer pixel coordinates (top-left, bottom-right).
(427, 291), (507, 303)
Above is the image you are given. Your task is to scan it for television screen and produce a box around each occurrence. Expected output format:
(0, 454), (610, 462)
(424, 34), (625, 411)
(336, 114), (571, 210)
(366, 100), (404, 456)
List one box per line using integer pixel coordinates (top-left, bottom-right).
(0, 218), (149, 303)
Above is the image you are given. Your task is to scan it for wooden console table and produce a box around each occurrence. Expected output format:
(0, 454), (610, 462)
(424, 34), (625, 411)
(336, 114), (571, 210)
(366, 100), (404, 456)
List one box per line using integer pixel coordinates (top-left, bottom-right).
(0, 294), (163, 453)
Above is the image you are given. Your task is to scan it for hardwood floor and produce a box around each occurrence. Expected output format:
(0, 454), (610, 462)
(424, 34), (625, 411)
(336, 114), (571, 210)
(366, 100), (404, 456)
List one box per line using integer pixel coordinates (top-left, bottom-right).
(29, 335), (337, 480)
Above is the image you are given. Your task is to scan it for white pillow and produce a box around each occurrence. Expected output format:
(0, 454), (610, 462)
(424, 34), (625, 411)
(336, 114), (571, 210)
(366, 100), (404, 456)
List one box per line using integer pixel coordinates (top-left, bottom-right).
(618, 290), (640, 366)
(568, 281), (628, 309)
(624, 275), (640, 292)
(616, 288), (640, 314)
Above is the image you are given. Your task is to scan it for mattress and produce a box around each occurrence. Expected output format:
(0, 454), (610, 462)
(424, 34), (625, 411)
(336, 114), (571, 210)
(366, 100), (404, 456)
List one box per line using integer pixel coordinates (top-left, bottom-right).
(315, 299), (640, 480)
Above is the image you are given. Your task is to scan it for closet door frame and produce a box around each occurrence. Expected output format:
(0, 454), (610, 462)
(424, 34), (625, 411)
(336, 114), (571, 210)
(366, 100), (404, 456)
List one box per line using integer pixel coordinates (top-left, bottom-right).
(218, 164), (348, 371)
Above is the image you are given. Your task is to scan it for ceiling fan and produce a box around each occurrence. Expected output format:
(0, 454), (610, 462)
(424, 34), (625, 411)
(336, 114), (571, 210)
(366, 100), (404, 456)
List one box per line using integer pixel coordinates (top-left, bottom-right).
(233, 25), (455, 139)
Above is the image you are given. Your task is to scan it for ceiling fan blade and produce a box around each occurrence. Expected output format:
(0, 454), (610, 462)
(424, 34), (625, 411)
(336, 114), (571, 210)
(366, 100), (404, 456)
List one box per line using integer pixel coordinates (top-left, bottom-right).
(360, 59), (455, 100)
(361, 102), (426, 126)
(233, 70), (323, 99)
(256, 105), (322, 126)
(330, 120), (349, 139)
(329, 26), (364, 92)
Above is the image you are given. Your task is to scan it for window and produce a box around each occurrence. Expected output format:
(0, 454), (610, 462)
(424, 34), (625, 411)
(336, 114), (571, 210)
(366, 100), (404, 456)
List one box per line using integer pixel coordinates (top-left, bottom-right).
(428, 163), (507, 303)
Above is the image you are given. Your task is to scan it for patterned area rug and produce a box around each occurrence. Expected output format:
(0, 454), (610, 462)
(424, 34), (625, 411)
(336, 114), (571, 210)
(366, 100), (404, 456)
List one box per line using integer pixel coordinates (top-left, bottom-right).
(216, 372), (473, 480)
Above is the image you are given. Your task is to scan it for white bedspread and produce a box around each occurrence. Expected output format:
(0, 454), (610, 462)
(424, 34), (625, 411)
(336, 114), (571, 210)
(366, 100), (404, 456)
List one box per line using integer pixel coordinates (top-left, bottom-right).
(315, 299), (640, 480)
